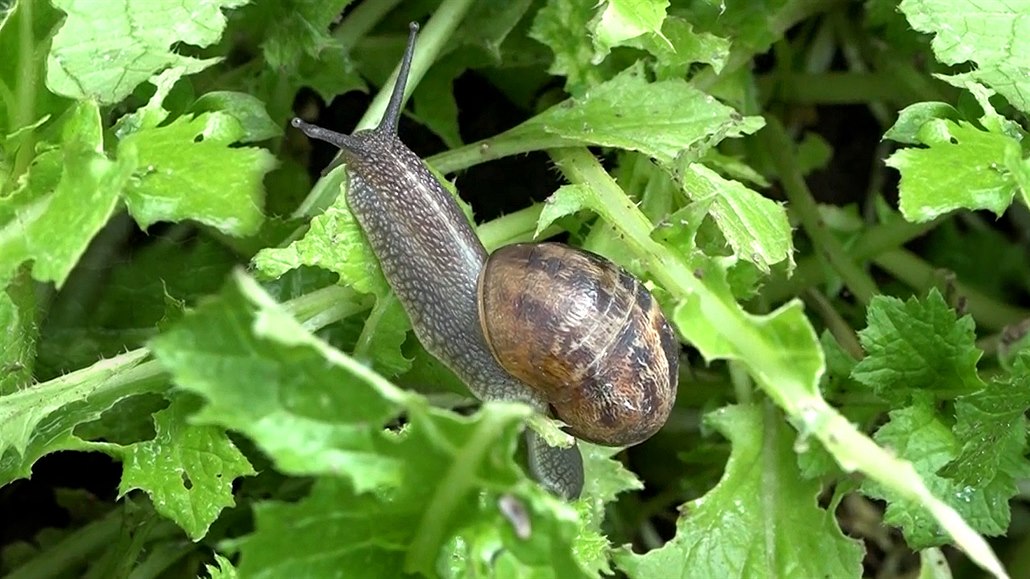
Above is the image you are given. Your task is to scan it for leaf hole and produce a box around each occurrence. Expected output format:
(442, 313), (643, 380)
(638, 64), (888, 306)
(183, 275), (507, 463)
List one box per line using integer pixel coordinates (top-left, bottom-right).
(182, 472), (193, 490)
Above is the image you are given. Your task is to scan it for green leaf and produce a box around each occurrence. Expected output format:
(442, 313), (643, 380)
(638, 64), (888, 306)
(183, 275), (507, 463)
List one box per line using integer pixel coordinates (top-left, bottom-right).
(513, 63), (763, 167)
(236, 474), (589, 579)
(256, 0), (353, 70)
(938, 354), (1030, 487)
(851, 290), (984, 404)
(118, 394), (255, 540)
(72, 393), (167, 446)
(87, 237), (238, 330)
(861, 403), (1018, 547)
(884, 102), (960, 145)
(353, 295), (412, 378)
(794, 131), (833, 176)
(46, 0), (244, 104)
(591, 0), (671, 60)
(451, 0), (537, 62)
(577, 442), (642, 569)
(678, 0), (790, 56)
(673, 272), (824, 407)
(411, 57), (464, 148)
(111, 66), (195, 137)
(253, 191), (387, 296)
(885, 119), (1027, 221)
(614, 404), (864, 578)
(919, 219), (1030, 310)
(117, 112), (275, 236)
(190, 91), (282, 143)
(530, 0), (611, 95)
(0, 101), (134, 286)
(215, 0), (362, 122)
(152, 271), (598, 575)
(0, 349), (152, 485)
(628, 16), (730, 79)
(899, 0), (1030, 113)
(1, 270), (36, 394)
(148, 271), (407, 489)
(678, 164), (793, 274)
(204, 554), (239, 579)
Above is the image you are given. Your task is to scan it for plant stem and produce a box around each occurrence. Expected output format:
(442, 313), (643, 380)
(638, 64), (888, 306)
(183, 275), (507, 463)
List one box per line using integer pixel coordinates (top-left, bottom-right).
(830, 11), (892, 126)
(286, 284), (368, 331)
(873, 249), (1030, 331)
(404, 407), (524, 572)
(758, 116), (880, 305)
(0, 284), (363, 408)
(354, 293), (397, 362)
(5, 507), (123, 579)
(802, 288), (863, 359)
(333, 0), (404, 48)
(477, 203), (562, 250)
(762, 217), (937, 303)
(758, 72), (917, 106)
(126, 541), (194, 579)
(10, 0), (39, 184)
(428, 134), (580, 174)
(729, 361), (753, 404)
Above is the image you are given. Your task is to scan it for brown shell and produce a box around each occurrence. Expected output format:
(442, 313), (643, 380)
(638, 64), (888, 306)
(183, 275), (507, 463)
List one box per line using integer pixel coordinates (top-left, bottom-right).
(478, 242), (679, 446)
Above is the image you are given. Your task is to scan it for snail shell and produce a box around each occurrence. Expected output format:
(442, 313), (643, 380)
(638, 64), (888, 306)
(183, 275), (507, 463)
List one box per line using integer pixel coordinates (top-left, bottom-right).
(478, 242), (679, 446)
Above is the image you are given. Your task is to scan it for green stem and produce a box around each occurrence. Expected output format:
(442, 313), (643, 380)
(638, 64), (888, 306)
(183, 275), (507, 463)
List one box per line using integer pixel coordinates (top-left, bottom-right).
(830, 11), (891, 126)
(5, 507), (123, 579)
(126, 542), (194, 579)
(428, 135), (580, 174)
(801, 16), (836, 73)
(763, 217), (937, 303)
(802, 288), (863, 359)
(332, 0), (404, 48)
(10, 0), (39, 184)
(0, 284), (364, 410)
(293, 0), (478, 218)
(874, 249), (1030, 331)
(729, 361), (753, 405)
(477, 203), (562, 250)
(758, 117), (880, 305)
(354, 293), (397, 362)
(287, 284), (369, 331)
(404, 405), (518, 571)
(758, 72), (917, 106)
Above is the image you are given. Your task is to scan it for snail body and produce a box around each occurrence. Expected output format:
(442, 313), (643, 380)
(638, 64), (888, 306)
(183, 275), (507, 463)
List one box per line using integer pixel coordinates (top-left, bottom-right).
(291, 23), (678, 499)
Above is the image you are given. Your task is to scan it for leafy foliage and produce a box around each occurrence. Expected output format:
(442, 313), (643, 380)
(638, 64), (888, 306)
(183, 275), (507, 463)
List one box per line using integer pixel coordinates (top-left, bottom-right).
(1, 0), (1029, 578)
(46, 0), (244, 104)
(615, 404), (864, 577)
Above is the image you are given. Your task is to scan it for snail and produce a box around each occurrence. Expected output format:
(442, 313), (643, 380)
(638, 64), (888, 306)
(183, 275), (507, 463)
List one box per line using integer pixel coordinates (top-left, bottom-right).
(290, 22), (678, 499)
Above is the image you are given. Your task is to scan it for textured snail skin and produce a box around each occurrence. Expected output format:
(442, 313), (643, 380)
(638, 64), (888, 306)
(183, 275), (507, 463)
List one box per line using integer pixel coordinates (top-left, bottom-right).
(479, 243), (679, 446)
(290, 23), (584, 499)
